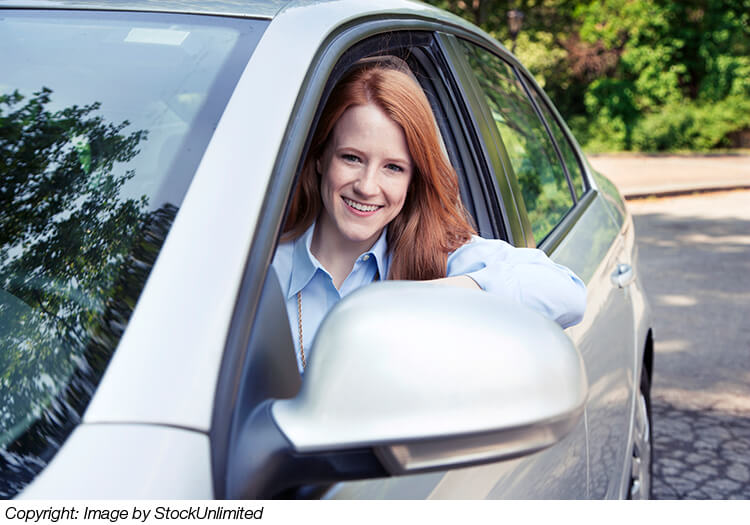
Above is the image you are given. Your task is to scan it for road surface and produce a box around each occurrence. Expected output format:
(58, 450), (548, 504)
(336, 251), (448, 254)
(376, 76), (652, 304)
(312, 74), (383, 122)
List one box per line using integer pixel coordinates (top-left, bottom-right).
(628, 190), (750, 499)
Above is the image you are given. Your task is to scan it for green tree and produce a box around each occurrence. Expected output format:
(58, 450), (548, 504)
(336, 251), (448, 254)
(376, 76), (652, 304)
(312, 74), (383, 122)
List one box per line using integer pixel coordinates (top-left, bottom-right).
(0, 88), (175, 496)
(425, 0), (750, 152)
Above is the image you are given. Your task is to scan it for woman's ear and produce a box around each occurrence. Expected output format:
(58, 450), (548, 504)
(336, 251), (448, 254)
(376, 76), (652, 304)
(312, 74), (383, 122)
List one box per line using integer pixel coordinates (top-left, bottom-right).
(316, 157), (323, 175)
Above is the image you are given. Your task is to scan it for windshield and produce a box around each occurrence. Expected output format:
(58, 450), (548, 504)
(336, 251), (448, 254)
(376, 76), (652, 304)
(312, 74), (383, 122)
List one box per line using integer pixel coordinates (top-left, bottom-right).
(0, 9), (266, 497)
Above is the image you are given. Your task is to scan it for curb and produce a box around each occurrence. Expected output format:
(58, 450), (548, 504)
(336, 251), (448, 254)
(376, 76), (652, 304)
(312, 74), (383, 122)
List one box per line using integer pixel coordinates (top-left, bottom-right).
(623, 185), (750, 201)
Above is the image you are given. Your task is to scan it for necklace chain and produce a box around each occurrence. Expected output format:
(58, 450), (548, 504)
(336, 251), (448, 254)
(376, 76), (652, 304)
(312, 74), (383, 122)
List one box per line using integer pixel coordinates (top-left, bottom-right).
(296, 290), (306, 370)
(295, 267), (378, 372)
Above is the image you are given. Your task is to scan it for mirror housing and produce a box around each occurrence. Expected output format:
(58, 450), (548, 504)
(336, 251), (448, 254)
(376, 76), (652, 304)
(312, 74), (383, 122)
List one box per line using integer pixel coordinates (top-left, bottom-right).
(272, 281), (587, 475)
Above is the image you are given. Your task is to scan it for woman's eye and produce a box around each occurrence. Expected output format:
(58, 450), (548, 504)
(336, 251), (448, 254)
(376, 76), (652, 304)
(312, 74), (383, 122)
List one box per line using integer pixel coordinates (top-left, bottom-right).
(342, 154), (361, 163)
(385, 163), (404, 173)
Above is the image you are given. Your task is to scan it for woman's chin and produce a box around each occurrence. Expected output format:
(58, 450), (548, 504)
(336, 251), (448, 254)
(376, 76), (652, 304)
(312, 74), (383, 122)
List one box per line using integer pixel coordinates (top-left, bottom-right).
(339, 226), (383, 247)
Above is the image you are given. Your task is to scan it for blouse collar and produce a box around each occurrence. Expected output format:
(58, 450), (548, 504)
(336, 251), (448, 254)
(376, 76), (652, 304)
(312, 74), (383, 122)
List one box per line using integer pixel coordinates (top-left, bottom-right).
(288, 221), (389, 299)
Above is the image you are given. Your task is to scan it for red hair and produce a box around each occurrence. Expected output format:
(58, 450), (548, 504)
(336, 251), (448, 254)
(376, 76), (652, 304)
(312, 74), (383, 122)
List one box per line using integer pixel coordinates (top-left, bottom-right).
(283, 61), (476, 280)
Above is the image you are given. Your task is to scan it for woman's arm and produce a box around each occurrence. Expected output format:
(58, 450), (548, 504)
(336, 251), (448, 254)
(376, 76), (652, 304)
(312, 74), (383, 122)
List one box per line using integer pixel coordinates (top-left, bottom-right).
(444, 236), (587, 328)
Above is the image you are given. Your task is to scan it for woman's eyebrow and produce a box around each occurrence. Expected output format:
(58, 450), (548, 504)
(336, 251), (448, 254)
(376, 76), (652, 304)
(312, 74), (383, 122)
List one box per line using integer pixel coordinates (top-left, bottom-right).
(335, 145), (410, 164)
(384, 157), (411, 166)
(384, 153), (413, 164)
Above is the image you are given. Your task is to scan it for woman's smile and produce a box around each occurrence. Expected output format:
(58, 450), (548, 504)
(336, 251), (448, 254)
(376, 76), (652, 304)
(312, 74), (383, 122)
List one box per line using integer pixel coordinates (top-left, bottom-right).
(342, 196), (382, 215)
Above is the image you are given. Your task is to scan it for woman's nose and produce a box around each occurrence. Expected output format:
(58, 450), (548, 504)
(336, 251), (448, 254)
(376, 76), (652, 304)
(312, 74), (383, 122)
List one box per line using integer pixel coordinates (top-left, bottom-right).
(353, 167), (379, 196)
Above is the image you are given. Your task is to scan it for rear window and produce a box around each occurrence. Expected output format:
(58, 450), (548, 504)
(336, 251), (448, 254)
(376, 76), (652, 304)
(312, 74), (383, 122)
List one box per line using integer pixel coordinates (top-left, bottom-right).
(0, 9), (266, 497)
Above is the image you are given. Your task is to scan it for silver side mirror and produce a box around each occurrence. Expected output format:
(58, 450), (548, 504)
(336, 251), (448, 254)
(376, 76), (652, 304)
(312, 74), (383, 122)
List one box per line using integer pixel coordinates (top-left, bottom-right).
(272, 281), (587, 474)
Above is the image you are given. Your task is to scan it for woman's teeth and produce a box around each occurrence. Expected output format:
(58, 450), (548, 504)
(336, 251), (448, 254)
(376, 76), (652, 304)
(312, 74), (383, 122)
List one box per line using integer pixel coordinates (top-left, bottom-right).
(344, 197), (379, 212)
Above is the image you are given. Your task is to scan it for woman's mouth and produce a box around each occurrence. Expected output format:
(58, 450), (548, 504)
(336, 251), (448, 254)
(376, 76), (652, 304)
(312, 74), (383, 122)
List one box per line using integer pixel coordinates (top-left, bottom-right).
(343, 197), (381, 215)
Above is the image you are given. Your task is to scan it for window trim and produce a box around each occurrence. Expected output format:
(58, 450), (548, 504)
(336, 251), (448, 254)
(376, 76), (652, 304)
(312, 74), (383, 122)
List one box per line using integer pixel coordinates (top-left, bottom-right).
(538, 188), (596, 254)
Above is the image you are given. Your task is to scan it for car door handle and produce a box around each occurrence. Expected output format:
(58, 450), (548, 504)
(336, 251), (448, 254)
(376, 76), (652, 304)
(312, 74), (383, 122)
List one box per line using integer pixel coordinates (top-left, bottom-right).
(611, 263), (635, 288)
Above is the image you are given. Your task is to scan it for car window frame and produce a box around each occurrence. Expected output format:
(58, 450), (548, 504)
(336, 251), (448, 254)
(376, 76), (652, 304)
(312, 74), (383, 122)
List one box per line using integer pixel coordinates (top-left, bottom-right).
(216, 15), (609, 499)
(511, 66), (579, 206)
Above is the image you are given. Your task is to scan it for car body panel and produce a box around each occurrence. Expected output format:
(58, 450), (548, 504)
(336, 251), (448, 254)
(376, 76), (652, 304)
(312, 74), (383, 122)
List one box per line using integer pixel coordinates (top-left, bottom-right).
(585, 169), (653, 498)
(19, 425), (212, 498)
(565, 233), (635, 498)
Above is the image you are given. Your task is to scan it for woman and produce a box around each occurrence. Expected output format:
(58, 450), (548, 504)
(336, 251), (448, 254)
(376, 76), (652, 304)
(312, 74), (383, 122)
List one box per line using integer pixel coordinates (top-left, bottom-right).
(273, 58), (586, 372)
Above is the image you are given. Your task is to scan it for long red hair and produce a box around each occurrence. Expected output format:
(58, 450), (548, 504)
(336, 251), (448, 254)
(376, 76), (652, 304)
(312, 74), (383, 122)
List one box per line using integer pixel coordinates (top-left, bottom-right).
(283, 60), (476, 280)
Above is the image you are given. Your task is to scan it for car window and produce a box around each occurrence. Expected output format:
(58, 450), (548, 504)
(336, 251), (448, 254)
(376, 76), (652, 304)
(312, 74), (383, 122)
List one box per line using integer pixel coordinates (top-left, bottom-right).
(458, 41), (575, 244)
(523, 78), (587, 199)
(0, 10), (265, 498)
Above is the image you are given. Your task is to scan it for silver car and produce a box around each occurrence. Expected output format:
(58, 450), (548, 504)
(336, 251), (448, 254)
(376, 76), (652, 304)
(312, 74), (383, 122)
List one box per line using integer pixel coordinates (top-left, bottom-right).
(1, 0), (653, 499)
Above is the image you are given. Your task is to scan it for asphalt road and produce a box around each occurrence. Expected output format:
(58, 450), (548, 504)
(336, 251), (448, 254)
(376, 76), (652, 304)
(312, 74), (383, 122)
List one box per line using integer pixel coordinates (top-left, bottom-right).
(627, 190), (750, 499)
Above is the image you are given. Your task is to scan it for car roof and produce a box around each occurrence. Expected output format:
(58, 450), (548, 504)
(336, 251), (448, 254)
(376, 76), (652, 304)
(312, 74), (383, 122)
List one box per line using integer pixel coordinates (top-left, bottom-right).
(0, 0), (290, 18)
(0, 0), (475, 22)
(0, 0), (495, 51)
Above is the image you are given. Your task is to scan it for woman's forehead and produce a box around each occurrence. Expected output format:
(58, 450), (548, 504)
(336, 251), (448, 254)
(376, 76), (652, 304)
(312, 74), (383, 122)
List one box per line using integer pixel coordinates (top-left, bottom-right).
(331, 104), (410, 158)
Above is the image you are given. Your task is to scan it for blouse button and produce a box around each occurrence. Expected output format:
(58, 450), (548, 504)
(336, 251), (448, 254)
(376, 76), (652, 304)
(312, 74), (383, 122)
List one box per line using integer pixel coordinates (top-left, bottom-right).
(362, 254), (370, 261)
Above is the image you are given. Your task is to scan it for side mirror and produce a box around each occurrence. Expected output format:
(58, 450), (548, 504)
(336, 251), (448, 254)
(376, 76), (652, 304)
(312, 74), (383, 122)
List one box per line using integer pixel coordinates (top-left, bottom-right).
(230, 282), (587, 498)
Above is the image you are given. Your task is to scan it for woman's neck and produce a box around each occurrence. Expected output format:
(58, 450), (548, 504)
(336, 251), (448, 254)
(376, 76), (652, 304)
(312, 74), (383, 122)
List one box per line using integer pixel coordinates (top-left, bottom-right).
(310, 217), (380, 290)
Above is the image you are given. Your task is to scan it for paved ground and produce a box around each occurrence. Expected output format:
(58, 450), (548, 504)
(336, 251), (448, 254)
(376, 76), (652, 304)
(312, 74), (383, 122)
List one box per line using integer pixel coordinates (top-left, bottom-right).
(589, 154), (750, 199)
(627, 190), (750, 499)
(651, 401), (750, 498)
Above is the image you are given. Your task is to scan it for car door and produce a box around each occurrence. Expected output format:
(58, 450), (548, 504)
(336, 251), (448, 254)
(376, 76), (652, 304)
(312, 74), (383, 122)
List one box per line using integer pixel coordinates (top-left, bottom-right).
(444, 35), (638, 499)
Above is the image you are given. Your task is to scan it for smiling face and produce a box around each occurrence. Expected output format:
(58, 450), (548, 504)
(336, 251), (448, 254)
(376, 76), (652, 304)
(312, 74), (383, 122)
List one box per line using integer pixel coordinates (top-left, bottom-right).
(315, 103), (413, 254)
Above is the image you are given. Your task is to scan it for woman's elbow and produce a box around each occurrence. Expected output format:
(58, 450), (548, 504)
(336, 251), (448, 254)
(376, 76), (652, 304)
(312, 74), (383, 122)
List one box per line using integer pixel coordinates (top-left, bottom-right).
(555, 277), (587, 329)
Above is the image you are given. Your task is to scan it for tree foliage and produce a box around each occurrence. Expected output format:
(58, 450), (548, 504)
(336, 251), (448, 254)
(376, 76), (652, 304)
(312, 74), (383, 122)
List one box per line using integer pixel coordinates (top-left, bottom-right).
(0, 88), (175, 496)
(426, 0), (750, 151)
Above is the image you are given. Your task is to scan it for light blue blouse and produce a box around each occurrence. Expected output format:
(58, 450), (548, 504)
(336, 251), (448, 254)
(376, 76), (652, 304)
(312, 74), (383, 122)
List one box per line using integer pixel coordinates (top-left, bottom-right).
(272, 223), (586, 372)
